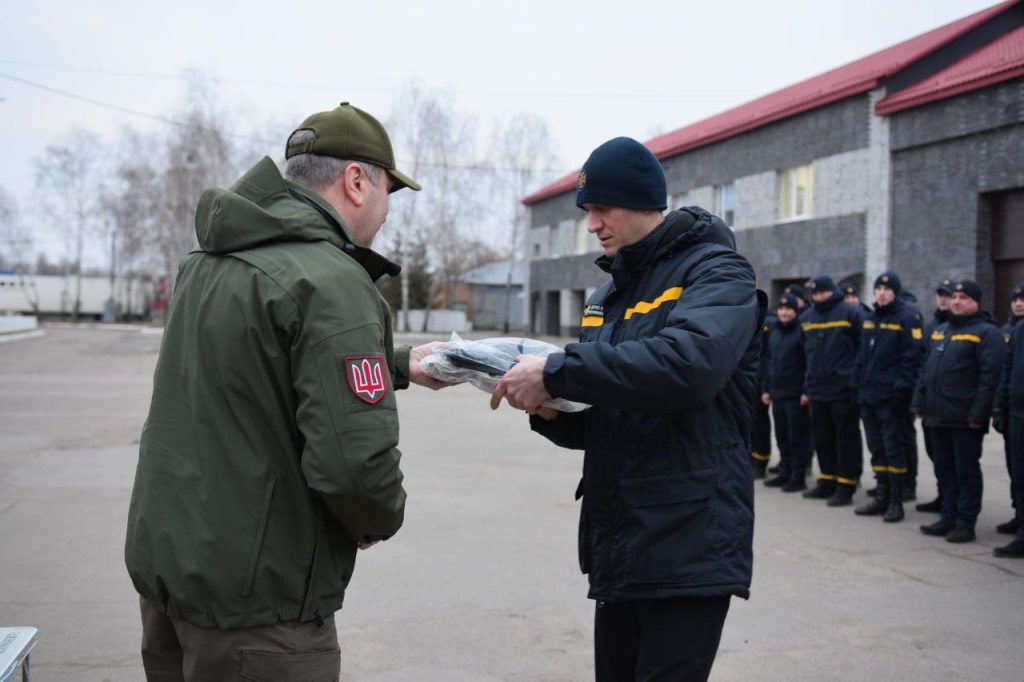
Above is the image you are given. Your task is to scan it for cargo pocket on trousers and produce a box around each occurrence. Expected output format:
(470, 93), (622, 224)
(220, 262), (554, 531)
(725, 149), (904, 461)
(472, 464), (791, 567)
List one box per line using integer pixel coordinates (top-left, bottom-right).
(240, 649), (341, 682)
(619, 469), (717, 583)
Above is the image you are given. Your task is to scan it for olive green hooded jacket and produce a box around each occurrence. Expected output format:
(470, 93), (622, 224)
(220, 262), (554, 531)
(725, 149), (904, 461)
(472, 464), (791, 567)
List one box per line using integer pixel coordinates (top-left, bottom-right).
(125, 156), (410, 629)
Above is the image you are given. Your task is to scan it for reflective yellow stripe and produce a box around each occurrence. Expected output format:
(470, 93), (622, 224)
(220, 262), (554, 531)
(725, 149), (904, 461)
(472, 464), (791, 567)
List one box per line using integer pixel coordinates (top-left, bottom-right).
(836, 476), (858, 486)
(818, 474), (836, 481)
(802, 321), (853, 331)
(931, 332), (945, 341)
(912, 328), (923, 340)
(873, 466), (908, 474)
(751, 451), (771, 461)
(880, 323), (903, 332)
(951, 334), (982, 343)
(863, 321), (876, 329)
(624, 287), (684, 320)
(581, 316), (604, 328)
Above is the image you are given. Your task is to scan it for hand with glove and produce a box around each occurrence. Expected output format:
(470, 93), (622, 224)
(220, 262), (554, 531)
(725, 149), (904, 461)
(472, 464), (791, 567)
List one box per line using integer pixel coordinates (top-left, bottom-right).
(992, 412), (1007, 434)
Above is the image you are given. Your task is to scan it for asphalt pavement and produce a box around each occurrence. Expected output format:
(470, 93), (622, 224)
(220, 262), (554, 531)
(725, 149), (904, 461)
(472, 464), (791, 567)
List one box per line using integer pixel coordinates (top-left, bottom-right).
(0, 327), (1021, 681)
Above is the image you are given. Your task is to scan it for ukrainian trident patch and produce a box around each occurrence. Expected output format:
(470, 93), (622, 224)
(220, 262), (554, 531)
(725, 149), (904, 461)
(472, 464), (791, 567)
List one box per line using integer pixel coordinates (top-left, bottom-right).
(344, 355), (389, 404)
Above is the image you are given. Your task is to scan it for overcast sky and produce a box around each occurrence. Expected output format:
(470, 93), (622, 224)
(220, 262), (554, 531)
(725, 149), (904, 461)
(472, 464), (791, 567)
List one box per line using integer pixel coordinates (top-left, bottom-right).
(0, 0), (1000, 262)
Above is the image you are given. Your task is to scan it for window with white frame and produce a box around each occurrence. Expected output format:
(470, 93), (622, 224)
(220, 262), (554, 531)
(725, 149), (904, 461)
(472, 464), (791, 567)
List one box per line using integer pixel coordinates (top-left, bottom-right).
(778, 164), (813, 220)
(713, 182), (736, 225)
(575, 216), (590, 254)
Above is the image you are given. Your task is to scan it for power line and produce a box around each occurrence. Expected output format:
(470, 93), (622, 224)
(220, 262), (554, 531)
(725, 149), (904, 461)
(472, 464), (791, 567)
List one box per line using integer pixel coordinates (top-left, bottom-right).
(0, 71), (276, 145)
(0, 58), (743, 100)
(0, 71), (572, 174)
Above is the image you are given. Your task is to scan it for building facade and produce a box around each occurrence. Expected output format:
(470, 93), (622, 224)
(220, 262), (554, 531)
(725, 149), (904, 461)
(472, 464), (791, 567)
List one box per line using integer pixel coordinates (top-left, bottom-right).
(523, 0), (1024, 334)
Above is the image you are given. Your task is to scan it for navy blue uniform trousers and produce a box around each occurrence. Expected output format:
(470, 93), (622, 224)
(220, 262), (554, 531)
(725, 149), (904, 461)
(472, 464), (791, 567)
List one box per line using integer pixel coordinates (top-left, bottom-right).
(1007, 417), (1024, 541)
(595, 596), (730, 682)
(771, 398), (812, 481)
(928, 426), (985, 530)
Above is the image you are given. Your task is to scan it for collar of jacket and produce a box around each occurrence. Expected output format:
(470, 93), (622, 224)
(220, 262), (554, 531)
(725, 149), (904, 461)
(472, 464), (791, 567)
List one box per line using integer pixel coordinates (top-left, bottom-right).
(812, 290), (842, 312)
(594, 208), (720, 288)
(949, 310), (992, 328)
(933, 308), (950, 323)
(286, 186), (401, 282)
(777, 317), (800, 331)
(873, 298), (903, 316)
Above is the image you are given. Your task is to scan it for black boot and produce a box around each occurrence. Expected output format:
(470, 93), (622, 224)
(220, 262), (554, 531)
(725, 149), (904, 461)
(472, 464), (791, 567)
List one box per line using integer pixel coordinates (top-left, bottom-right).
(996, 518), (1020, 535)
(764, 474), (788, 487)
(993, 539), (1024, 558)
(916, 495), (943, 513)
(945, 527), (975, 543)
(827, 485), (855, 507)
(782, 478), (807, 493)
(802, 480), (836, 499)
(920, 520), (955, 536)
(855, 476), (888, 516)
(767, 464), (780, 475)
(883, 475), (904, 523)
(752, 459), (768, 480)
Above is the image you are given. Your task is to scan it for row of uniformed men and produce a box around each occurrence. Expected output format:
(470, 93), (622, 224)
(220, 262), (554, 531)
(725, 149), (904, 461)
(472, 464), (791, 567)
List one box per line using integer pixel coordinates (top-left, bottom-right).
(752, 272), (1024, 558)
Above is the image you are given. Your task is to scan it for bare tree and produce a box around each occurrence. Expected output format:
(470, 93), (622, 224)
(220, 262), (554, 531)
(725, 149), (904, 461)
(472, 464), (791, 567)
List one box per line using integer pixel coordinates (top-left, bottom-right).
(34, 128), (107, 319)
(490, 114), (556, 332)
(0, 184), (30, 271)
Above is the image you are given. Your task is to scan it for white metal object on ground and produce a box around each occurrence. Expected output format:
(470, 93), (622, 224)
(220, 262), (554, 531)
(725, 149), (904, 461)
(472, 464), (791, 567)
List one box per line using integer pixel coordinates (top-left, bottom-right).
(0, 627), (37, 682)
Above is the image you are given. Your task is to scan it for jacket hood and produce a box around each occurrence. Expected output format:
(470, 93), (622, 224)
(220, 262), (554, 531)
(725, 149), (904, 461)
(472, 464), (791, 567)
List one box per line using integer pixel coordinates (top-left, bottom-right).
(596, 206), (734, 275)
(194, 156), (351, 255)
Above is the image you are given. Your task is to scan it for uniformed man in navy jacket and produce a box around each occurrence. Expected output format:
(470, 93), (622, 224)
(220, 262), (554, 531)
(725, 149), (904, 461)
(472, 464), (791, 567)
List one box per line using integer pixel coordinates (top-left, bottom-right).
(914, 280), (1004, 543)
(852, 272), (924, 523)
(800, 275), (865, 507)
(492, 136), (763, 682)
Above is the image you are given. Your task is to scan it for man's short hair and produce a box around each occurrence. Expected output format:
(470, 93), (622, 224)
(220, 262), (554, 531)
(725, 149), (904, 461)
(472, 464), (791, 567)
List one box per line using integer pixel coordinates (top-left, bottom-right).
(283, 129), (382, 190)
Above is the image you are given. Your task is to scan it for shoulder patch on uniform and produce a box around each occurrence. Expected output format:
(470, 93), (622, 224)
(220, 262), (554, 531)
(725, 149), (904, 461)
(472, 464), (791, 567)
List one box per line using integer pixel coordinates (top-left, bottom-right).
(912, 328), (923, 340)
(344, 355), (389, 404)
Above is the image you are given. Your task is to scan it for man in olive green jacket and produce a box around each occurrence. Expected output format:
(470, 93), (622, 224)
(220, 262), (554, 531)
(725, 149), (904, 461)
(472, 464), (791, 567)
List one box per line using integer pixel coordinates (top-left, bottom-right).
(125, 103), (446, 680)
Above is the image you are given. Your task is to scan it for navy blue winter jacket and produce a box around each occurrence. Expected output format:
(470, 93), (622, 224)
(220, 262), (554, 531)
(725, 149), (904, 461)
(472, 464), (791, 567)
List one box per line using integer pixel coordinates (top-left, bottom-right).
(764, 317), (805, 401)
(995, 317), (1024, 419)
(531, 207), (763, 602)
(854, 298), (925, 405)
(801, 291), (864, 402)
(913, 311), (1005, 430)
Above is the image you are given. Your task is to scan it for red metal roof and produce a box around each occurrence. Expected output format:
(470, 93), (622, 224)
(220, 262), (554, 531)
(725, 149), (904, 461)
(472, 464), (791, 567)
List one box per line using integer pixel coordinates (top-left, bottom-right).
(523, 0), (1019, 206)
(876, 22), (1024, 114)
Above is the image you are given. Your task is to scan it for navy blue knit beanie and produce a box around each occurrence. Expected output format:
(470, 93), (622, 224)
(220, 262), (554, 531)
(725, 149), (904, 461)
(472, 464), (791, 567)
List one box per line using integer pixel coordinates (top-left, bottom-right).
(953, 279), (982, 303)
(874, 271), (902, 295)
(576, 137), (667, 211)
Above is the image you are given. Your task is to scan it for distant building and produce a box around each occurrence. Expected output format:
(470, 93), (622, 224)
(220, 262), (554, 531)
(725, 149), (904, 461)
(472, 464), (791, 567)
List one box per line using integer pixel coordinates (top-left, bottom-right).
(456, 260), (525, 332)
(523, 0), (1024, 334)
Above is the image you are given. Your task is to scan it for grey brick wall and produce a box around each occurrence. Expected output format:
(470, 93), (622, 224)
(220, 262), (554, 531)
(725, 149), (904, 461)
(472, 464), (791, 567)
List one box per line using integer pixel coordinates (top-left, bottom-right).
(735, 213), (867, 293)
(890, 78), (1024, 308)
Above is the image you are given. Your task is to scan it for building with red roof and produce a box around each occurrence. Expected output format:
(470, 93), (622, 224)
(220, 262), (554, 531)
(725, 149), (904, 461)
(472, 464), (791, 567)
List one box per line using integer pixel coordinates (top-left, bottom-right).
(523, 0), (1024, 335)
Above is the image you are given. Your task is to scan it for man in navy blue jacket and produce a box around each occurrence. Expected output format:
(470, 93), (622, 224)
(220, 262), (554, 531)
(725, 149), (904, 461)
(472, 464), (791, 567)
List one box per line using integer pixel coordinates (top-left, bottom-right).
(993, 288), (1024, 557)
(800, 275), (865, 507)
(492, 137), (763, 682)
(914, 280), (1004, 543)
(992, 282), (1024, 545)
(852, 272), (924, 523)
(916, 277), (955, 513)
(762, 293), (811, 492)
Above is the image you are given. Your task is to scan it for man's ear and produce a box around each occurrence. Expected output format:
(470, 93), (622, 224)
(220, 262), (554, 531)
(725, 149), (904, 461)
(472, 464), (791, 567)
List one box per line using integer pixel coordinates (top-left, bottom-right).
(341, 163), (367, 207)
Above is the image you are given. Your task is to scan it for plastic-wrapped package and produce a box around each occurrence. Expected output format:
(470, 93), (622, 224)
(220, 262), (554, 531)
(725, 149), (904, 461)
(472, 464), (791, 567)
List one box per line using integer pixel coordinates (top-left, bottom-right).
(420, 332), (589, 413)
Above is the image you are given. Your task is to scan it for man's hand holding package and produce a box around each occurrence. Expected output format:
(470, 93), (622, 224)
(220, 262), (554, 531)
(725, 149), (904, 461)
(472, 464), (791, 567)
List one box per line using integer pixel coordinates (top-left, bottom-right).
(491, 354), (552, 414)
(409, 341), (456, 390)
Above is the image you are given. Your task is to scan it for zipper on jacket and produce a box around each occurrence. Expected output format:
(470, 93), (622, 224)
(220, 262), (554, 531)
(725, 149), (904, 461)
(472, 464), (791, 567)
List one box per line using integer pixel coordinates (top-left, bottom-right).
(241, 475), (277, 597)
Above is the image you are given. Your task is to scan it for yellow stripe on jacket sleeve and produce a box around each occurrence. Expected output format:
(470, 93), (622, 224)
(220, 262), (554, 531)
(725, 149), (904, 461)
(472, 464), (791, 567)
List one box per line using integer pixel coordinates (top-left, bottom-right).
(624, 287), (684, 320)
(581, 316), (604, 328)
(950, 334), (982, 343)
(801, 320), (853, 332)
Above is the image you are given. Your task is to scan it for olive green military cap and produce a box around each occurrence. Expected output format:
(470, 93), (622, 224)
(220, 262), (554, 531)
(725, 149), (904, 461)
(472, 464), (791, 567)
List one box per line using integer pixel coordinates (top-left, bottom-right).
(286, 102), (421, 193)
